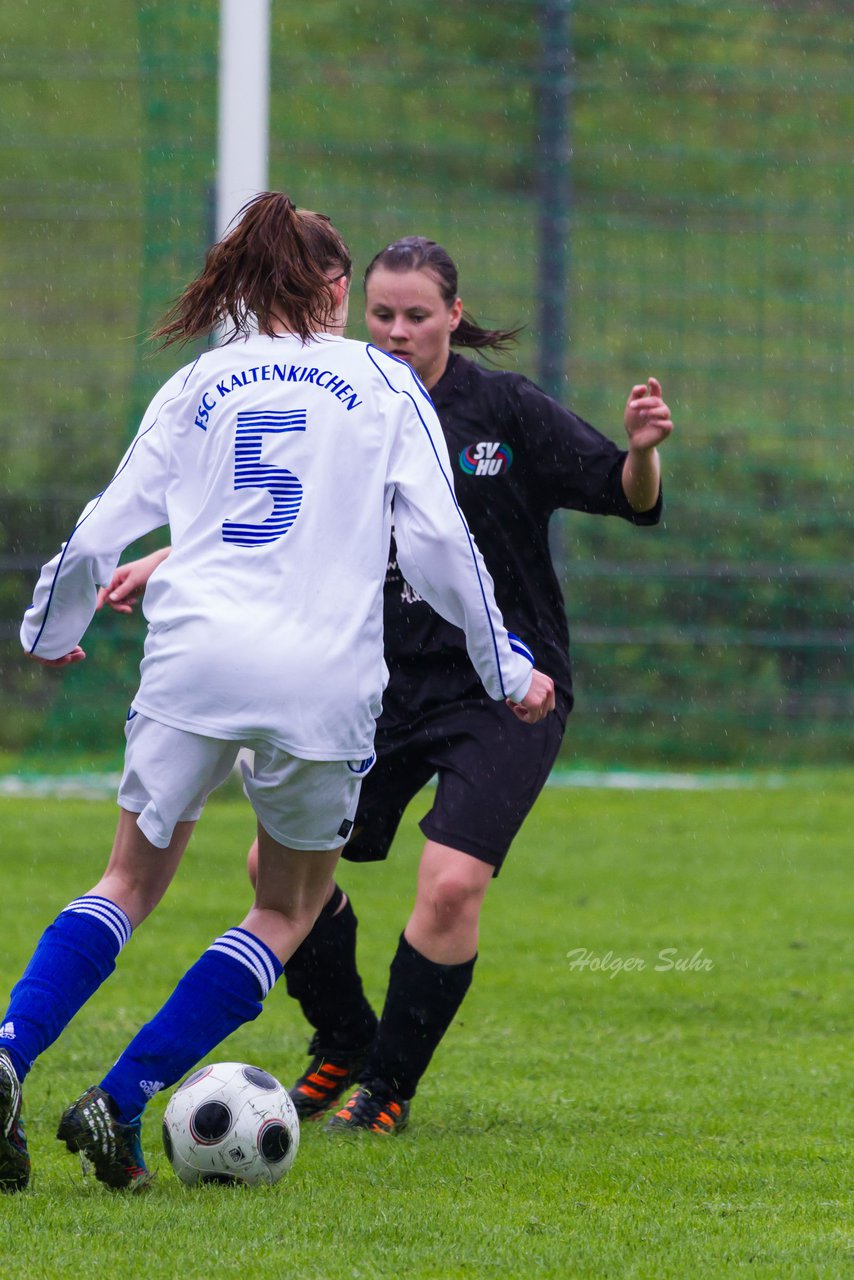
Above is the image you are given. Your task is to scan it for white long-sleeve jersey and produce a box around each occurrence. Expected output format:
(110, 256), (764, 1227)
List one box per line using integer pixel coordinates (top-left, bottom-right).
(21, 333), (534, 759)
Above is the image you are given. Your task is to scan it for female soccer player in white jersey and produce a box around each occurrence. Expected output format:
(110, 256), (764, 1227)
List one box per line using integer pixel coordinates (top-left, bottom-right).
(0, 196), (554, 1192)
(91, 236), (673, 1139)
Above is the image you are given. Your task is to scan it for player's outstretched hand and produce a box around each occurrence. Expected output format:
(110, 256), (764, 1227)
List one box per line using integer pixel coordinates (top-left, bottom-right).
(624, 376), (673, 452)
(96, 548), (170, 614)
(506, 668), (556, 724)
(26, 647), (86, 668)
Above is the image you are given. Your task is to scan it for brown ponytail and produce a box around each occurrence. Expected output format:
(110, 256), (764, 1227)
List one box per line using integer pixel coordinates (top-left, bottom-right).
(153, 192), (352, 347)
(363, 236), (522, 357)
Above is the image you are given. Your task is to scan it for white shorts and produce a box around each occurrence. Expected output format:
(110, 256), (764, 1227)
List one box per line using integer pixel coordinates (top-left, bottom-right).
(117, 712), (374, 851)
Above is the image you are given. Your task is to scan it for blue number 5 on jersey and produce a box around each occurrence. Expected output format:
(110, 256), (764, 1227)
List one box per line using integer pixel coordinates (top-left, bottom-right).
(222, 410), (306, 547)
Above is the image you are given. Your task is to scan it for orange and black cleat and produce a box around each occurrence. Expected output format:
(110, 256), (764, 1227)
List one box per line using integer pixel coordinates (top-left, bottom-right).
(289, 1035), (372, 1121)
(324, 1081), (410, 1135)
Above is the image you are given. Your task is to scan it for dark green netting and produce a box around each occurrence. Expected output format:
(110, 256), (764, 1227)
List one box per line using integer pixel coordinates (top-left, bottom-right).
(1, 1), (850, 765)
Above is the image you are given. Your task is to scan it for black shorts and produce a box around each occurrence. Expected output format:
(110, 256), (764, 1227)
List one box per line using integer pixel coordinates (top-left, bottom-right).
(343, 694), (569, 875)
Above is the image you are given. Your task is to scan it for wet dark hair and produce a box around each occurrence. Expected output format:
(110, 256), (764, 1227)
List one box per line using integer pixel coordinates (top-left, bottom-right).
(153, 191), (352, 347)
(363, 236), (522, 355)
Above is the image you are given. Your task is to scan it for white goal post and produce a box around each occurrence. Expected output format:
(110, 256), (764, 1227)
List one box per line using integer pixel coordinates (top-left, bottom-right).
(217, 0), (271, 241)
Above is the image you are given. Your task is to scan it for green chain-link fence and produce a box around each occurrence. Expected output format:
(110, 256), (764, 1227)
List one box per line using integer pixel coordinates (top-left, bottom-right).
(1, 0), (850, 767)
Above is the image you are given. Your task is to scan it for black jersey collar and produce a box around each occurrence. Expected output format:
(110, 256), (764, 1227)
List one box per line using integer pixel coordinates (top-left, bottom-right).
(430, 351), (468, 407)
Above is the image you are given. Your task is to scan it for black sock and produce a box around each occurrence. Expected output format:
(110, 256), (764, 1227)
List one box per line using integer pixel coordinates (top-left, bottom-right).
(362, 933), (476, 1100)
(283, 885), (378, 1053)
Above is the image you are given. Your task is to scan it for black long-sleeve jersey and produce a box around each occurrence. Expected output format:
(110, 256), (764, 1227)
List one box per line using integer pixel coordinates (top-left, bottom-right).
(381, 352), (663, 724)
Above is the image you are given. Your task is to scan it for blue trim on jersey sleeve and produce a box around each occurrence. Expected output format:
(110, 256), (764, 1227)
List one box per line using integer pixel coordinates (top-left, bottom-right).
(365, 344), (508, 697)
(27, 357), (201, 654)
(507, 632), (534, 666)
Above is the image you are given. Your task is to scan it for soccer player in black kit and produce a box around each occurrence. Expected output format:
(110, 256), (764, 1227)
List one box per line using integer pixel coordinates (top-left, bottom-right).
(100, 236), (673, 1134)
(280, 237), (673, 1133)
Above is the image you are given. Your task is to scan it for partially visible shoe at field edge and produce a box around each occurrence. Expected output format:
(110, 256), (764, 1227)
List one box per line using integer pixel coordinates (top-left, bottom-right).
(0, 1050), (30, 1192)
(289, 1032), (373, 1121)
(324, 1080), (410, 1135)
(56, 1085), (153, 1191)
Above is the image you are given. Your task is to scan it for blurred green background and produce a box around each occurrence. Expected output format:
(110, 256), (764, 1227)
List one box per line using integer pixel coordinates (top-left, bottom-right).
(1, 0), (850, 767)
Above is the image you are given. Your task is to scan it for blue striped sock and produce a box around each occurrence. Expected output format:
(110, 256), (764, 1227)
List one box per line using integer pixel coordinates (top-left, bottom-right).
(0, 896), (132, 1082)
(101, 928), (283, 1122)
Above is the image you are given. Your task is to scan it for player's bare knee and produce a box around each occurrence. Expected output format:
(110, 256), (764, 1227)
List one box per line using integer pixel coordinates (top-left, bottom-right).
(246, 841), (259, 889)
(422, 872), (485, 931)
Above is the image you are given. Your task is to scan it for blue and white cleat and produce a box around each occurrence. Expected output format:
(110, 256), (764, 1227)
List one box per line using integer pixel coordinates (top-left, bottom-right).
(57, 1085), (153, 1191)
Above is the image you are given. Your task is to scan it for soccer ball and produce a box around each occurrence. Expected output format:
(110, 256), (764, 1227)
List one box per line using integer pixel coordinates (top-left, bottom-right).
(162, 1061), (300, 1187)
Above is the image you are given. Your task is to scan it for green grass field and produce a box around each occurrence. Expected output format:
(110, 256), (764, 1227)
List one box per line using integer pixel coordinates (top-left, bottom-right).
(0, 776), (850, 1278)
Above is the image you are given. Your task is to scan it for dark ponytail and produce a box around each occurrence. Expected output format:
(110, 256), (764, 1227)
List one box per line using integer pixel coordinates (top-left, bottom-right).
(153, 192), (352, 347)
(363, 236), (522, 356)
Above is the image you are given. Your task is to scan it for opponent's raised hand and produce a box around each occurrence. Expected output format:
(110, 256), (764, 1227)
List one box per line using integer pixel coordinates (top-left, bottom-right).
(624, 377), (673, 453)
